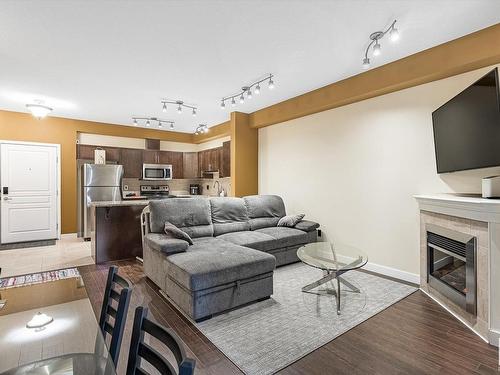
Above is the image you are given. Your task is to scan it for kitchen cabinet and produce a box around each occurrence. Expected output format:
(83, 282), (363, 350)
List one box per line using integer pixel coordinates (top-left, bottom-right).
(142, 150), (159, 164)
(221, 141), (230, 177)
(120, 148), (143, 178)
(77, 144), (120, 162)
(158, 151), (183, 178)
(183, 152), (198, 178)
(198, 147), (221, 176)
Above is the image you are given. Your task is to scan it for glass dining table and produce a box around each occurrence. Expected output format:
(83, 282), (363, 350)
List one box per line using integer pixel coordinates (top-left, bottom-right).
(0, 268), (115, 375)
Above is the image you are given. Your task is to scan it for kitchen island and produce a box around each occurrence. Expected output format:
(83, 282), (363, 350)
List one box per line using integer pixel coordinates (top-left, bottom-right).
(90, 200), (149, 263)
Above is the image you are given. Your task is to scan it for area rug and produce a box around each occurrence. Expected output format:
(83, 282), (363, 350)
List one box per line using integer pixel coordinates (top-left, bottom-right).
(196, 262), (417, 375)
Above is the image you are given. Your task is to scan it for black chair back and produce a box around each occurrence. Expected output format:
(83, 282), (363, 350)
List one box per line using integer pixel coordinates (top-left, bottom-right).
(126, 306), (196, 375)
(98, 266), (132, 366)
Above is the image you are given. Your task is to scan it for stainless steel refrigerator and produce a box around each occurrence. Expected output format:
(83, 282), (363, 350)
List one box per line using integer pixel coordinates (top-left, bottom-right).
(78, 164), (123, 239)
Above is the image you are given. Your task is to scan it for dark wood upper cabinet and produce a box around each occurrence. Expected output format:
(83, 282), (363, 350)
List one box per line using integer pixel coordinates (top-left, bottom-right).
(120, 148), (143, 178)
(183, 152), (198, 179)
(77, 144), (120, 162)
(142, 150), (158, 164)
(145, 138), (160, 150)
(171, 152), (183, 179)
(221, 141), (230, 177)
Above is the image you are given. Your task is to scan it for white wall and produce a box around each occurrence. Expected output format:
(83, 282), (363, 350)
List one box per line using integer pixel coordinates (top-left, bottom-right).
(259, 64), (500, 277)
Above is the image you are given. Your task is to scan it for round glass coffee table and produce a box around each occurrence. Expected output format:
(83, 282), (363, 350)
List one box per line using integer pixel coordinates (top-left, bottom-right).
(297, 242), (368, 314)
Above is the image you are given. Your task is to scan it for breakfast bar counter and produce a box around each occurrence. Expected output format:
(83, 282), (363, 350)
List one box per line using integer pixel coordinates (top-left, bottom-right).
(90, 200), (149, 263)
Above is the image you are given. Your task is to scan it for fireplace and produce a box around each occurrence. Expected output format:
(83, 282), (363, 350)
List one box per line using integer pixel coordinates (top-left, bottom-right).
(426, 224), (477, 315)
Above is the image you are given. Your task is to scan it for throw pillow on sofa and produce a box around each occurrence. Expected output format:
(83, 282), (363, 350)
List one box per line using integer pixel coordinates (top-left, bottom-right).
(164, 221), (193, 245)
(277, 214), (305, 228)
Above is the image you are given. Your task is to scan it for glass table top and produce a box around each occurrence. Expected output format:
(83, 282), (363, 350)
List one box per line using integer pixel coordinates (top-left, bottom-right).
(297, 242), (368, 272)
(0, 268), (115, 375)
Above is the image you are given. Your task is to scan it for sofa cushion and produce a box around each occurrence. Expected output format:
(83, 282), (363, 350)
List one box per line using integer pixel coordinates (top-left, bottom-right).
(216, 231), (276, 252)
(255, 227), (310, 248)
(149, 198), (214, 238)
(166, 240), (276, 291)
(144, 233), (189, 255)
(210, 197), (250, 236)
(244, 195), (286, 230)
(278, 214), (305, 228)
(164, 221), (193, 245)
(294, 220), (320, 233)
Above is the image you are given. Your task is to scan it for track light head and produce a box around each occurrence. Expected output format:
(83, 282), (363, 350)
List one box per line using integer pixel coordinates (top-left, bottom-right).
(247, 89), (253, 99)
(176, 105), (182, 114)
(268, 78), (275, 90)
(220, 100), (226, 109)
(231, 98), (236, 107)
(162, 103), (167, 112)
(146, 120), (150, 127)
(255, 84), (261, 94)
(373, 41), (381, 56)
(170, 123), (174, 130)
(239, 94), (244, 103)
(192, 108), (196, 117)
(158, 121), (163, 128)
(362, 57), (371, 69)
(389, 27), (399, 42)
(133, 118), (138, 126)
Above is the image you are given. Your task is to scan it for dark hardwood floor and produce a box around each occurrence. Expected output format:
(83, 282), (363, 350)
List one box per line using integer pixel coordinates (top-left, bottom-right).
(79, 259), (499, 375)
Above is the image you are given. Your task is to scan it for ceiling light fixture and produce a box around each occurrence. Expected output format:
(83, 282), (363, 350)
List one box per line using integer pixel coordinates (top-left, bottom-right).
(362, 20), (399, 69)
(26, 100), (53, 119)
(26, 312), (53, 330)
(194, 124), (209, 135)
(160, 100), (197, 116)
(132, 117), (174, 130)
(220, 73), (274, 109)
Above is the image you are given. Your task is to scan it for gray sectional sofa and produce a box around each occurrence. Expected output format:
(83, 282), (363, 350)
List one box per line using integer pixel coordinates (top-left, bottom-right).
(141, 195), (319, 321)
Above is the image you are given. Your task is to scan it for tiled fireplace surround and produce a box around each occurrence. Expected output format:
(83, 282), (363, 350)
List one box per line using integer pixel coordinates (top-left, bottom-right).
(416, 194), (500, 347)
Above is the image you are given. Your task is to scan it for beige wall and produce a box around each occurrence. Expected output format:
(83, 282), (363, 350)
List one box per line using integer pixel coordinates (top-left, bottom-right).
(259, 64), (500, 277)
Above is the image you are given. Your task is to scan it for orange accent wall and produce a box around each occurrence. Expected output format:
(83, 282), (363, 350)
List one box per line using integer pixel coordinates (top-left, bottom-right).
(0, 110), (192, 233)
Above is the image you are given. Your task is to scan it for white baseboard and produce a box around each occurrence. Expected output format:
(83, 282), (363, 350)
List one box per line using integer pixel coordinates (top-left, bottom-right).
(363, 261), (420, 284)
(336, 254), (420, 284)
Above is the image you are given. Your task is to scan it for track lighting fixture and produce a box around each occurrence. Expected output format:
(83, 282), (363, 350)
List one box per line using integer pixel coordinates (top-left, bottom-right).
(132, 116), (174, 130)
(362, 20), (399, 69)
(26, 100), (53, 119)
(160, 100), (197, 116)
(220, 73), (274, 109)
(194, 124), (209, 135)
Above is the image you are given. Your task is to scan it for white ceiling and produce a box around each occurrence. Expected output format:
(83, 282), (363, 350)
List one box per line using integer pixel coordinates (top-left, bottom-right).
(1, 1), (499, 133)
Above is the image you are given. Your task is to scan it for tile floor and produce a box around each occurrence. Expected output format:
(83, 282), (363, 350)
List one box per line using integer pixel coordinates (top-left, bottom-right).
(0, 235), (93, 278)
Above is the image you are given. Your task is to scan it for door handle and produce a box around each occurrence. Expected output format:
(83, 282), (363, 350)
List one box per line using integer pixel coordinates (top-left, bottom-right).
(3, 197), (12, 201)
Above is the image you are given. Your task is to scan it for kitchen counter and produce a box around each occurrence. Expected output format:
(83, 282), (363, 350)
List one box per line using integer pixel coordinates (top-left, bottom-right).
(91, 200), (149, 207)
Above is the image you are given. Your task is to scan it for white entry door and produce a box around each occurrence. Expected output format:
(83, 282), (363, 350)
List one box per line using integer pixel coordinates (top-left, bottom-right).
(0, 142), (59, 244)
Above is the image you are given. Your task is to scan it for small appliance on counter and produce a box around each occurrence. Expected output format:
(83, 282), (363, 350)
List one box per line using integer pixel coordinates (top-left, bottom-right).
(189, 184), (201, 195)
(140, 185), (175, 199)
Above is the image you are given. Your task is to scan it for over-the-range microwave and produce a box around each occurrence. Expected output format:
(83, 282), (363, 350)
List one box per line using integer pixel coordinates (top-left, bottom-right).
(142, 163), (172, 180)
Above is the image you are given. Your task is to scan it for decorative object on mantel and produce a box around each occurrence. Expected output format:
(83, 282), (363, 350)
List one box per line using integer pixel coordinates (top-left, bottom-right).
(26, 100), (53, 119)
(414, 194), (500, 347)
(194, 123), (209, 135)
(362, 20), (399, 69)
(161, 99), (197, 116)
(220, 73), (275, 109)
(132, 116), (175, 130)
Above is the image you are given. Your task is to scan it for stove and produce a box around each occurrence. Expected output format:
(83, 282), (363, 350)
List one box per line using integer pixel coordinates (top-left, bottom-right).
(140, 185), (176, 199)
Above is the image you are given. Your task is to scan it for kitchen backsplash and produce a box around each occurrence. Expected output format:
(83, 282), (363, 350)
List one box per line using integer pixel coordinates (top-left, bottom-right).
(122, 177), (231, 196)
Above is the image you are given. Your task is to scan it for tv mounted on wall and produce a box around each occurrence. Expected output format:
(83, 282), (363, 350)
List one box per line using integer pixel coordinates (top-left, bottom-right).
(432, 68), (500, 173)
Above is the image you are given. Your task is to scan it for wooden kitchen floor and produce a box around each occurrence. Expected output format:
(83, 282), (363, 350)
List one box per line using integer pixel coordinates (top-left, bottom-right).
(79, 259), (499, 375)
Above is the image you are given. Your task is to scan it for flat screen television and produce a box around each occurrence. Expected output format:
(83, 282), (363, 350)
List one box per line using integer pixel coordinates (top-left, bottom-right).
(432, 68), (500, 173)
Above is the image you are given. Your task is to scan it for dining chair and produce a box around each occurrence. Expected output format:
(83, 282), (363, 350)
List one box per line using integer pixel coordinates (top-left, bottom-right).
(98, 265), (132, 367)
(126, 306), (196, 375)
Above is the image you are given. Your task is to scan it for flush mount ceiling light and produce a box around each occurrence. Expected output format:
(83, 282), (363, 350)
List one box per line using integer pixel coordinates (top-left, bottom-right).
(194, 124), (209, 135)
(132, 116), (175, 130)
(26, 100), (53, 119)
(220, 74), (275, 109)
(26, 312), (53, 330)
(362, 20), (399, 69)
(161, 100), (197, 117)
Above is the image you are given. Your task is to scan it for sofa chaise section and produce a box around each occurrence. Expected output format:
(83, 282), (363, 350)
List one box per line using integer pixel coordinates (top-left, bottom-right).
(142, 198), (276, 321)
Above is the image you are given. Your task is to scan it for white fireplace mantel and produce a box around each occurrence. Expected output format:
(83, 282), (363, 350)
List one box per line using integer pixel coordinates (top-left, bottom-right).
(415, 193), (500, 347)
